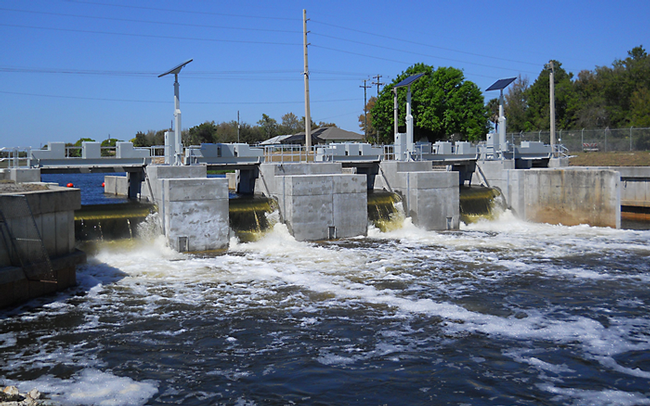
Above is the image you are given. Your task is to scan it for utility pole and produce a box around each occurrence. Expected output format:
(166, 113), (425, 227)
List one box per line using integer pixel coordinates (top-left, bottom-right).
(372, 74), (384, 142)
(237, 111), (240, 143)
(303, 9), (312, 153)
(372, 74), (384, 96)
(548, 61), (556, 157)
(360, 79), (371, 140)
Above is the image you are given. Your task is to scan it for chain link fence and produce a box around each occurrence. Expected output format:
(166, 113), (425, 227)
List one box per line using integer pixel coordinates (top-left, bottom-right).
(507, 127), (650, 153)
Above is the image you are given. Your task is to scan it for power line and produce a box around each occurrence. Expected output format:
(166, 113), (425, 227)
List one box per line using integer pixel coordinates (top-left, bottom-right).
(65, 0), (299, 21)
(310, 32), (539, 75)
(0, 90), (356, 105)
(0, 23), (301, 46)
(0, 7), (301, 34)
(311, 19), (541, 68)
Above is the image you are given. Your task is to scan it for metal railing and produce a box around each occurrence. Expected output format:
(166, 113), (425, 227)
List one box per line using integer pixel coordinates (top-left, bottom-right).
(507, 127), (650, 152)
(263, 144), (316, 163)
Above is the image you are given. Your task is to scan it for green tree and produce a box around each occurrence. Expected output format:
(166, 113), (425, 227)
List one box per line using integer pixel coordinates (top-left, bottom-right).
(66, 137), (95, 157)
(573, 69), (609, 128)
(524, 61), (577, 131)
(359, 97), (377, 142)
(371, 63), (488, 144)
(186, 121), (218, 146)
(503, 75), (529, 132)
(486, 98), (500, 130)
(280, 112), (301, 134)
(101, 137), (120, 156)
(257, 114), (278, 139)
(630, 87), (650, 127)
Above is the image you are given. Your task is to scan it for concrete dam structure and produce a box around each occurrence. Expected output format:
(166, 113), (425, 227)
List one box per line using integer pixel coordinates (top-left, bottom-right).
(4, 136), (643, 255)
(0, 184), (86, 308)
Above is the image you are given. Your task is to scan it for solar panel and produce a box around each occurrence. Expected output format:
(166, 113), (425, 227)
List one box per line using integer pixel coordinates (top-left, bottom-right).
(158, 59), (193, 78)
(394, 73), (426, 88)
(486, 77), (517, 91)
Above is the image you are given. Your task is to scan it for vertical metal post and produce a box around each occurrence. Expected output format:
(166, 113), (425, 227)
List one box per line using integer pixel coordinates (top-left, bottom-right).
(406, 84), (413, 159)
(303, 9), (312, 153)
(630, 126), (633, 151)
(549, 61), (556, 157)
(173, 73), (182, 165)
(360, 79), (369, 140)
(393, 88), (398, 139)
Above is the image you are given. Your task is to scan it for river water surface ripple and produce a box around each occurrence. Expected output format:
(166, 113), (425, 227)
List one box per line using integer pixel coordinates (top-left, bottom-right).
(1, 212), (650, 405)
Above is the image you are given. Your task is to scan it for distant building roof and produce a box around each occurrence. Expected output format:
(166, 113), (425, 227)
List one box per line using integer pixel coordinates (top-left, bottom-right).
(280, 127), (363, 145)
(315, 127), (364, 142)
(259, 134), (292, 145)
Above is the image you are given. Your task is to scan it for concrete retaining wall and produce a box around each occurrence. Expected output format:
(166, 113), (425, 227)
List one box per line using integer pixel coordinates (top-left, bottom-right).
(475, 162), (621, 228)
(0, 186), (86, 308)
(524, 169), (620, 228)
(595, 167), (650, 208)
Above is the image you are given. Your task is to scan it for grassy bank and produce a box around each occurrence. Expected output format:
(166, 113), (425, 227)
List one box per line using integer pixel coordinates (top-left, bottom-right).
(569, 151), (650, 167)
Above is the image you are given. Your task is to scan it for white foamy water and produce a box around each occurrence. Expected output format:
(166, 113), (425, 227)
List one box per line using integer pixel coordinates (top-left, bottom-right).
(2, 214), (650, 405)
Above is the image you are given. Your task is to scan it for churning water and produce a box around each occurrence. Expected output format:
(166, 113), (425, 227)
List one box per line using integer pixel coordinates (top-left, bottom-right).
(2, 206), (650, 404)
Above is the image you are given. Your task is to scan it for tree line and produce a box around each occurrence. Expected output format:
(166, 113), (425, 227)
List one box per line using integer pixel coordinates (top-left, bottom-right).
(499, 46), (650, 133)
(131, 113), (336, 148)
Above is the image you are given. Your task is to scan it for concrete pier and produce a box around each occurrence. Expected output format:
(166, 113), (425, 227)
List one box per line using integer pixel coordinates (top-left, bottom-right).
(377, 161), (460, 230)
(142, 165), (230, 251)
(257, 163), (367, 240)
(0, 184), (86, 308)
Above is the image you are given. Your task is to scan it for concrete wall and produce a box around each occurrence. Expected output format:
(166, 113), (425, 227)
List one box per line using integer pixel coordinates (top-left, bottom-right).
(524, 169), (620, 228)
(475, 161), (621, 228)
(378, 161), (460, 230)
(257, 163), (367, 241)
(276, 174), (367, 240)
(104, 175), (128, 196)
(144, 165), (230, 251)
(0, 186), (85, 308)
(142, 165), (207, 206)
(596, 167), (650, 208)
(8, 168), (41, 183)
(161, 177), (230, 252)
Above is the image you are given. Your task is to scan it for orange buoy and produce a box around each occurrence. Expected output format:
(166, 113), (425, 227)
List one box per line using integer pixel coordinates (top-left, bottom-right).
(102, 182), (105, 187)
(66, 183), (74, 188)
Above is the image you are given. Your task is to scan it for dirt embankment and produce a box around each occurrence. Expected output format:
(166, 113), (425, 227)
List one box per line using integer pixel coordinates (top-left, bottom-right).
(569, 151), (650, 167)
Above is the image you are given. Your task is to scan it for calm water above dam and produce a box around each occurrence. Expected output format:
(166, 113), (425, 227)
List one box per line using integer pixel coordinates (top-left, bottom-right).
(1, 210), (650, 405)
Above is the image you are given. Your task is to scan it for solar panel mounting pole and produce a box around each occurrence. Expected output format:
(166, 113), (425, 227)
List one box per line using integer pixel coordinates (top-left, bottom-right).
(393, 73), (425, 161)
(159, 59), (193, 166)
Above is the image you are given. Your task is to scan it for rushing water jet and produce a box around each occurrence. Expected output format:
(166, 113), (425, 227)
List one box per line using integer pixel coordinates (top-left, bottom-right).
(459, 186), (507, 224)
(228, 196), (278, 242)
(367, 191), (404, 232)
(74, 202), (155, 241)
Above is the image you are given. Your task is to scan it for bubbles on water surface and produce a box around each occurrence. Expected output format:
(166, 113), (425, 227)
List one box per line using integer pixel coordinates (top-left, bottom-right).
(2, 213), (650, 404)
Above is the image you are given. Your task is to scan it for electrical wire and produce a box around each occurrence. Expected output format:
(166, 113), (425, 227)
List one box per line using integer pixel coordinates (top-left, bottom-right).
(0, 90), (356, 105)
(0, 7), (301, 34)
(0, 23), (301, 46)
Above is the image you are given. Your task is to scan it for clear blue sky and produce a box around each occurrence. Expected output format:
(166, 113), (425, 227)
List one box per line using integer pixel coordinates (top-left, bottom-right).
(1, 0), (648, 148)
